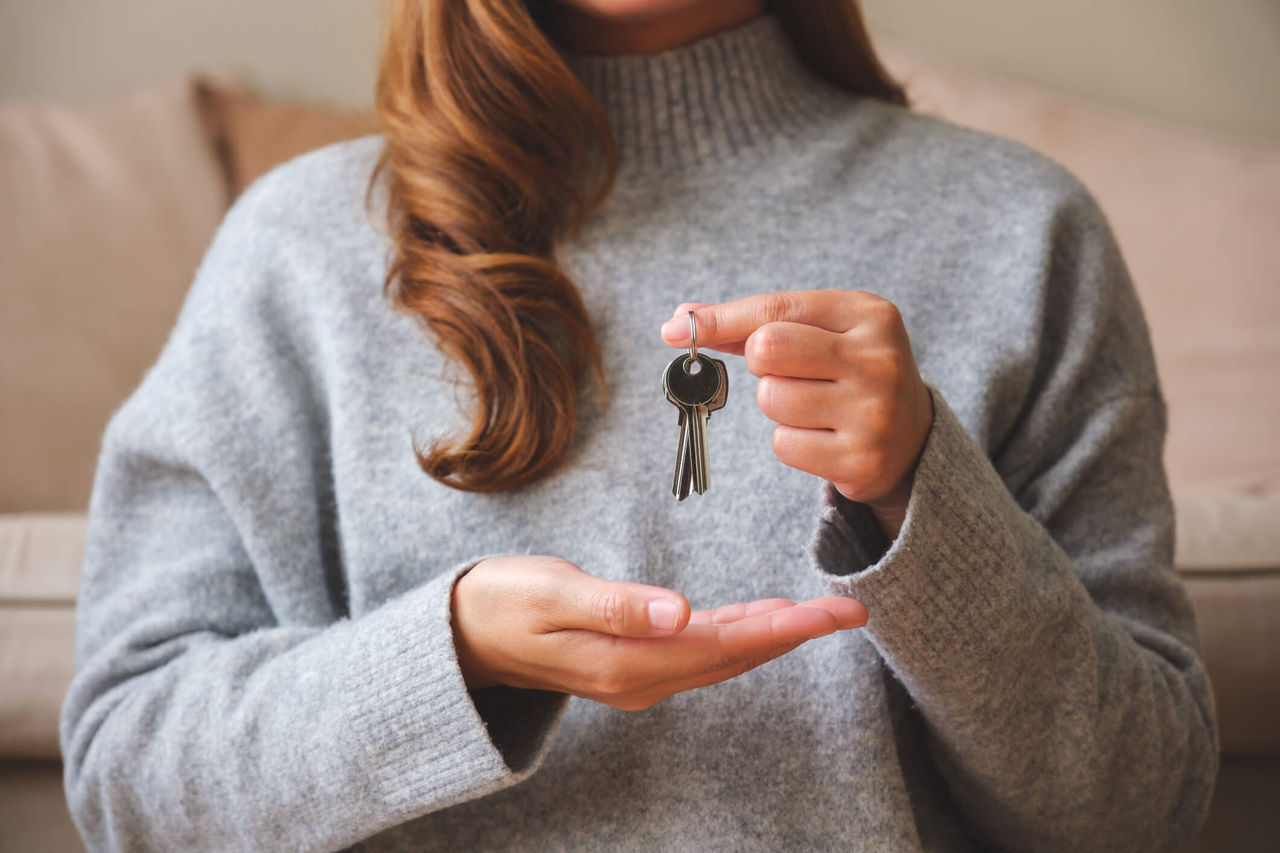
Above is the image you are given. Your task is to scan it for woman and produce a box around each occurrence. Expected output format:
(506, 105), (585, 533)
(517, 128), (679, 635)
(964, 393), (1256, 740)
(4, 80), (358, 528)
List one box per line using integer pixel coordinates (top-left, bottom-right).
(60, 0), (1218, 850)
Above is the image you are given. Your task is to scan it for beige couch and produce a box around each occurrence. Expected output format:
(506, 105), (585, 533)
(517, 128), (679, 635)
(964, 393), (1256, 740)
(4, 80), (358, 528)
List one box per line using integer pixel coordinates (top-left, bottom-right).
(2, 48), (1277, 850)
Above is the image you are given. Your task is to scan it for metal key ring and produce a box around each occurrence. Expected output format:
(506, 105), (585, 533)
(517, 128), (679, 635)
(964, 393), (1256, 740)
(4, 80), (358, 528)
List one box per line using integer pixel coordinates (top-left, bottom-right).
(686, 311), (699, 370)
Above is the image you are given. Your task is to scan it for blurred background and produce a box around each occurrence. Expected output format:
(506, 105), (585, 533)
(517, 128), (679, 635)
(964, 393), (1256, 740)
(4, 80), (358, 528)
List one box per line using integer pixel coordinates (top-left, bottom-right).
(2, 1), (1277, 850)
(3, 0), (1279, 138)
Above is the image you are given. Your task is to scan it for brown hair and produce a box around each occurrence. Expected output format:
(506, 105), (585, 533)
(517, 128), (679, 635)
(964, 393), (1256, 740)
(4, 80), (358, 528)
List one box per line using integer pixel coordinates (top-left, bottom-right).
(366, 0), (909, 492)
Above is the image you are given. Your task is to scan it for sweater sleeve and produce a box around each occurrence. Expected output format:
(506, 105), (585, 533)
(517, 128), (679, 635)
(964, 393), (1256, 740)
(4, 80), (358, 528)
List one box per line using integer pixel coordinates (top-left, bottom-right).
(808, 182), (1219, 851)
(58, 174), (570, 852)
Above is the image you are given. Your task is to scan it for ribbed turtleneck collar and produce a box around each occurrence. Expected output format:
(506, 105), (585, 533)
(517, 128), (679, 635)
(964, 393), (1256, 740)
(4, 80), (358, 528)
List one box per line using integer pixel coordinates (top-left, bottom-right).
(560, 13), (854, 175)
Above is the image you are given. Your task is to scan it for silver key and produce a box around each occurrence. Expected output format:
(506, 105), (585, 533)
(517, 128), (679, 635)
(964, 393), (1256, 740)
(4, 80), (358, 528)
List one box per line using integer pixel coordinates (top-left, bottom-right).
(685, 356), (729, 495)
(663, 352), (727, 500)
(699, 358), (728, 491)
(669, 403), (693, 500)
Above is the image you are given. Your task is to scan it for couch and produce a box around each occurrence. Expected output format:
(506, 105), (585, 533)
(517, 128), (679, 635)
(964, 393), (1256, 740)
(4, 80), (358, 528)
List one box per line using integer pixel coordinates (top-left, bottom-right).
(1, 45), (1277, 851)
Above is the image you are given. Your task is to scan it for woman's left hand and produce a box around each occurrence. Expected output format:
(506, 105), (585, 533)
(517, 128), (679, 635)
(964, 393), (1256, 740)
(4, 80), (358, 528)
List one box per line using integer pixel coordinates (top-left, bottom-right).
(661, 290), (934, 540)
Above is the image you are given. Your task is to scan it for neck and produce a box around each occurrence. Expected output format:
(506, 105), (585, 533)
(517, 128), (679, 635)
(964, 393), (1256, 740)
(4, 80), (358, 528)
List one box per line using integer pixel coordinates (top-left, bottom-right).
(559, 12), (855, 177)
(544, 0), (766, 56)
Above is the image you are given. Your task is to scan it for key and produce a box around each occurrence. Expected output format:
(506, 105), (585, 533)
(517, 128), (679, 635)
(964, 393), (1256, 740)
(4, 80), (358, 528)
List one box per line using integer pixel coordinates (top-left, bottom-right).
(665, 360), (706, 500)
(665, 371), (697, 500)
(699, 358), (729, 492)
(669, 401), (693, 500)
(663, 352), (728, 500)
(688, 357), (728, 494)
(687, 355), (726, 495)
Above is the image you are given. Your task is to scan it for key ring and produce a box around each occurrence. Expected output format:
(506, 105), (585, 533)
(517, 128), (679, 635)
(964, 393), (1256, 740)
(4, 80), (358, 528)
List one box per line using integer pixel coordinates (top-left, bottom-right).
(685, 311), (698, 372)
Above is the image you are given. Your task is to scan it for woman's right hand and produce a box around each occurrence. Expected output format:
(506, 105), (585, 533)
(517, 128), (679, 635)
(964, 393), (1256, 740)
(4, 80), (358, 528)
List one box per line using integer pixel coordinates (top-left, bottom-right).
(451, 555), (867, 711)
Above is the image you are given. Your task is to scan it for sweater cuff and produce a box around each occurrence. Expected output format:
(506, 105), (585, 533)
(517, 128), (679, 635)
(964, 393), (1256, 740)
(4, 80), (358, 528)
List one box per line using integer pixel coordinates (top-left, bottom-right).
(341, 559), (570, 821)
(807, 381), (1042, 679)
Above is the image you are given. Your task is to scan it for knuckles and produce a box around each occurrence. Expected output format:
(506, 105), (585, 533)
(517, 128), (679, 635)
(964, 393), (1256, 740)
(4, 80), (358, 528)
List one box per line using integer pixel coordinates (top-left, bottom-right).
(756, 292), (802, 326)
(867, 347), (907, 388)
(832, 332), (861, 368)
(744, 323), (786, 374)
(867, 294), (902, 322)
(587, 590), (628, 635)
(861, 394), (899, 440)
(755, 376), (784, 420)
(859, 294), (905, 335)
(831, 449), (898, 501)
(770, 424), (796, 462)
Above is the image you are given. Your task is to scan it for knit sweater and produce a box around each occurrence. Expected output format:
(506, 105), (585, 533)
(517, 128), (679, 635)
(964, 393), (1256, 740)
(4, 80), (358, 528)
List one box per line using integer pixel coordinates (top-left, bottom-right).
(60, 12), (1218, 852)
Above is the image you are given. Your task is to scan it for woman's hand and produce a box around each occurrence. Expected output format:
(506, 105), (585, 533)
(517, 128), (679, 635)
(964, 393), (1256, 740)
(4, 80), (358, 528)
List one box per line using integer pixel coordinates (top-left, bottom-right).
(451, 555), (866, 711)
(661, 291), (934, 540)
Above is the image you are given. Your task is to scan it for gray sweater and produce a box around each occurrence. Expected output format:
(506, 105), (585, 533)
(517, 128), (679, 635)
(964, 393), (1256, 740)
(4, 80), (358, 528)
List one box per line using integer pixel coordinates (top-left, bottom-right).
(60, 13), (1218, 852)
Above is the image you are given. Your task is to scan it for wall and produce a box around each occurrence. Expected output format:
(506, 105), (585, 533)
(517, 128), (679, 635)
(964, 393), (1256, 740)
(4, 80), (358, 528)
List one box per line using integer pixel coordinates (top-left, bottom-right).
(861, 0), (1280, 142)
(1, 0), (1277, 141)
(0, 0), (383, 111)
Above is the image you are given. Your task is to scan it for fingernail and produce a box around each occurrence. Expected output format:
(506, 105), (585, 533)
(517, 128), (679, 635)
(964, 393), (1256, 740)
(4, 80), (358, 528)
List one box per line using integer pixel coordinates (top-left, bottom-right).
(661, 318), (688, 342)
(842, 609), (869, 629)
(648, 599), (680, 631)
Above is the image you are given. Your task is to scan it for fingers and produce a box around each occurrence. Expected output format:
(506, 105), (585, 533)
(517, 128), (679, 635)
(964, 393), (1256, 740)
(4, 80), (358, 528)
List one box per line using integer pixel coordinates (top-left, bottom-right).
(462, 557), (870, 710)
(711, 597), (868, 662)
(617, 640), (809, 708)
(545, 568), (692, 638)
(598, 596), (867, 686)
(662, 291), (879, 350)
(743, 322), (851, 379)
(688, 597), (795, 625)
(770, 424), (872, 490)
(756, 375), (844, 429)
(670, 302), (712, 317)
(667, 302), (744, 356)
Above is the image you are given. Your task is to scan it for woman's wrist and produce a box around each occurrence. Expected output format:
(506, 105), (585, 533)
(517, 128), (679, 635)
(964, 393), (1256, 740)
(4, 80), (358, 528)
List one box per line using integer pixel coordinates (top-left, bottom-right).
(863, 463), (917, 542)
(452, 564), (502, 690)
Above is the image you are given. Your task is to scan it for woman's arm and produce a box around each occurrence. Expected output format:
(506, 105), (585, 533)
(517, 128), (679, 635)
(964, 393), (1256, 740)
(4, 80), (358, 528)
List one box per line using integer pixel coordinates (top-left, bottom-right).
(813, 383), (1216, 851)
(60, 464), (558, 851)
(806, 188), (1218, 850)
(665, 173), (1217, 849)
(56, 181), (571, 853)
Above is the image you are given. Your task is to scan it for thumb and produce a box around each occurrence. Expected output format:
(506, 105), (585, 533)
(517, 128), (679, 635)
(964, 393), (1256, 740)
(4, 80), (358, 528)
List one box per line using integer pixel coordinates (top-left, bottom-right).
(554, 569), (691, 638)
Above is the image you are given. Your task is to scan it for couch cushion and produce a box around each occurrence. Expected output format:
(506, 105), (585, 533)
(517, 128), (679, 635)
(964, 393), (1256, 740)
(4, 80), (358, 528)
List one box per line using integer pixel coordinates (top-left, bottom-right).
(0, 77), (229, 513)
(1173, 488), (1280, 755)
(1174, 493), (1280, 572)
(875, 41), (1280, 502)
(193, 73), (381, 199)
(1182, 569), (1280, 754)
(0, 513), (84, 603)
(0, 608), (76, 759)
(0, 514), (82, 758)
